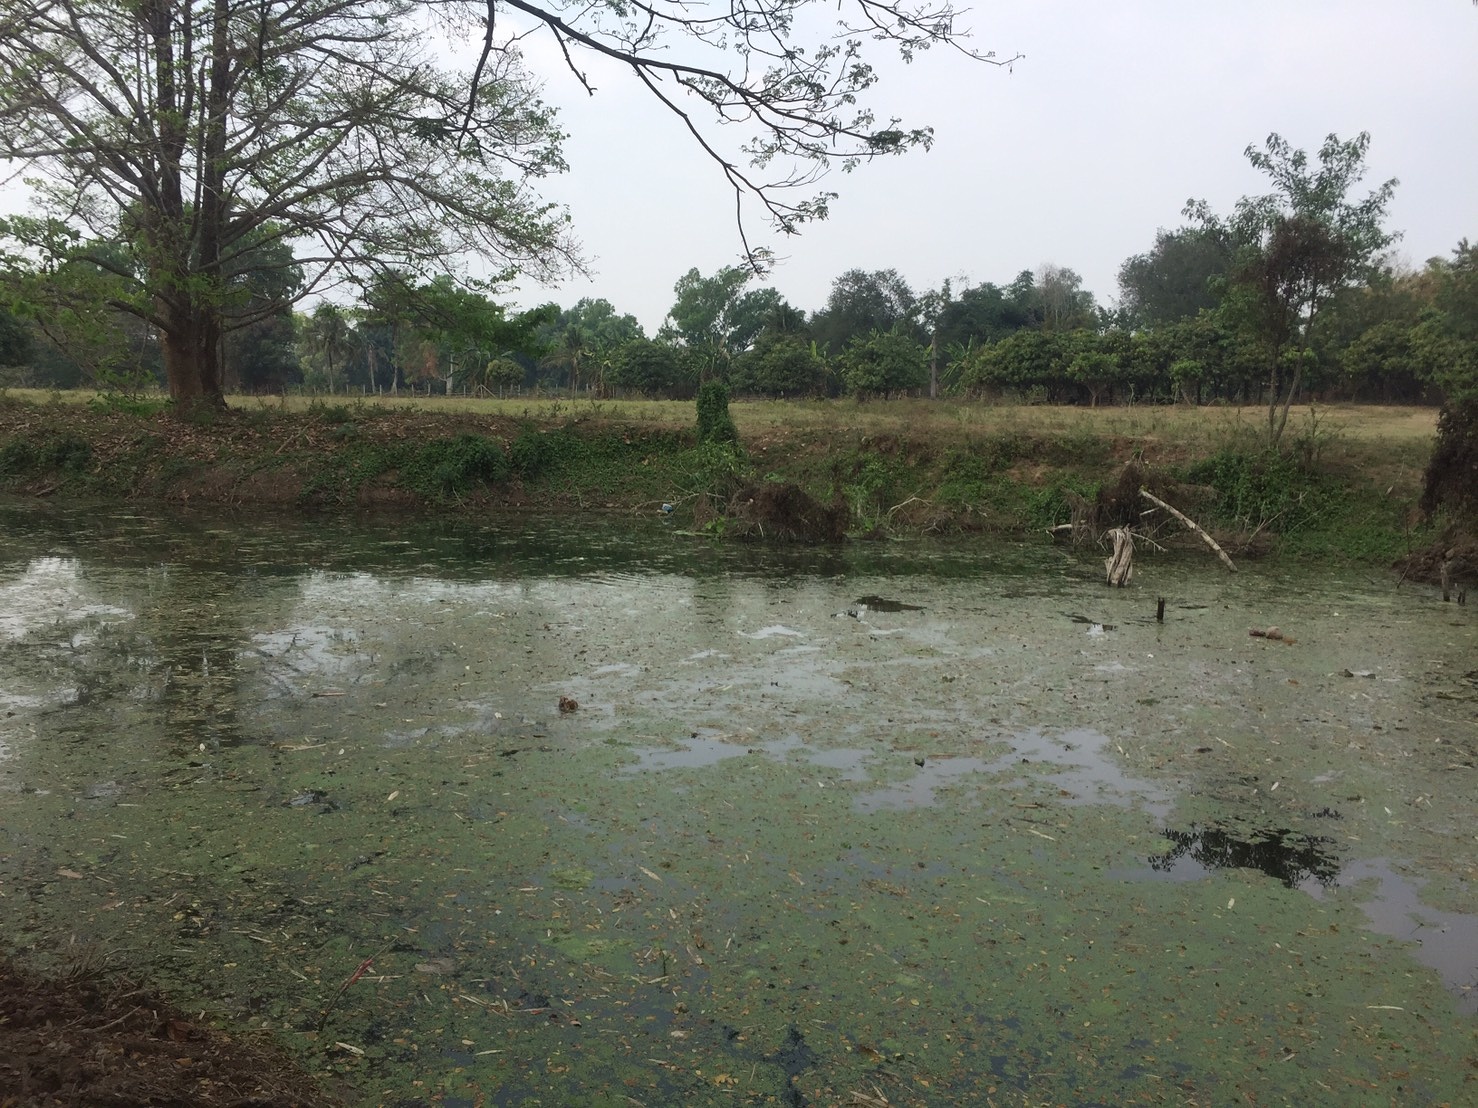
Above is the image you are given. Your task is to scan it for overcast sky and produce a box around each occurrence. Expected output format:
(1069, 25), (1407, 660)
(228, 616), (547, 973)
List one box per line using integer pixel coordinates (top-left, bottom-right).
(486, 0), (1478, 332)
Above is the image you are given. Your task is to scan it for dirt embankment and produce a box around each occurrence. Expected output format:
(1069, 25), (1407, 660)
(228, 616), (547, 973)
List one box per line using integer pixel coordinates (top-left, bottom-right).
(0, 395), (1461, 574)
(1, 958), (341, 1108)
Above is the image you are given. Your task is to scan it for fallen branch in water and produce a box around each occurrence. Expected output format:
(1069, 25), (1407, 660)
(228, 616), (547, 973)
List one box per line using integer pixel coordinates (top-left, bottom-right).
(1140, 488), (1236, 572)
(317, 940), (396, 1035)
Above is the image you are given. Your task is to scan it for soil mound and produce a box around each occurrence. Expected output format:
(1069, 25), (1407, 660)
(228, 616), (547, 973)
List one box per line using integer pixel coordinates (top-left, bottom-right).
(0, 957), (339, 1107)
(725, 482), (848, 543)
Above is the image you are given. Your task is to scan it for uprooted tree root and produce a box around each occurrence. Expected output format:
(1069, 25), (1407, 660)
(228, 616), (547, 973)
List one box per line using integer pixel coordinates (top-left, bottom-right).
(0, 957), (342, 1108)
(723, 482), (849, 543)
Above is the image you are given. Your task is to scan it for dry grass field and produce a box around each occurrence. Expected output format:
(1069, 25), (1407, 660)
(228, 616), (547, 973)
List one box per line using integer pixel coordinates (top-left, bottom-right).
(5, 386), (1438, 446)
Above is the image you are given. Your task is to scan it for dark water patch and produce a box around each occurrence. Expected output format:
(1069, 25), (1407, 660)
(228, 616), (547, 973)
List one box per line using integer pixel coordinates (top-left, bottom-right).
(854, 595), (924, 612)
(1148, 824), (1341, 888)
(766, 1024), (817, 1107)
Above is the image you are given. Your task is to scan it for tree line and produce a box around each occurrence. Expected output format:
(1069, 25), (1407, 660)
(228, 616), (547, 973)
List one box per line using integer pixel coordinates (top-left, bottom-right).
(1, 112), (1474, 455)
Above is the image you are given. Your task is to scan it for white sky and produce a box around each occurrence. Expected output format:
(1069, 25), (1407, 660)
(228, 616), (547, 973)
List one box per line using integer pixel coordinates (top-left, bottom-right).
(490, 0), (1478, 331)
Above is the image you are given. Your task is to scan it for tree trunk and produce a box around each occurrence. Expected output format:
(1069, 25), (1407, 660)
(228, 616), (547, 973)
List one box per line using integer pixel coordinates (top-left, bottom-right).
(929, 330), (938, 400)
(159, 301), (226, 410)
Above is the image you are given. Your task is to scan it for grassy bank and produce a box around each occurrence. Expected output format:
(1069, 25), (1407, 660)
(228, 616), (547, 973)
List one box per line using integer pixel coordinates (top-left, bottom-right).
(0, 389), (1442, 563)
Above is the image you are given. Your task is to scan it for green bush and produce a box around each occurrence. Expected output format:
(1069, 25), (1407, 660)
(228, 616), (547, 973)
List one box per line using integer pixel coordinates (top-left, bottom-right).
(1186, 450), (1314, 532)
(696, 381), (738, 445)
(0, 437), (37, 474)
(0, 434), (92, 478)
(511, 426), (598, 479)
(403, 434), (509, 498)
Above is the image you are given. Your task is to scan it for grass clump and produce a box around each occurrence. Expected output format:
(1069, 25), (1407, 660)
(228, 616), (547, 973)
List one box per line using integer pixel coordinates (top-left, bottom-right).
(1185, 449), (1316, 534)
(0, 434), (92, 477)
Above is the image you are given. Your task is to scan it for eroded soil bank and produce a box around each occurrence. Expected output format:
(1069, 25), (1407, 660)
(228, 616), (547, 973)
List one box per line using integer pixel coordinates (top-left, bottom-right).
(1, 502), (1475, 1106)
(0, 397), (1442, 566)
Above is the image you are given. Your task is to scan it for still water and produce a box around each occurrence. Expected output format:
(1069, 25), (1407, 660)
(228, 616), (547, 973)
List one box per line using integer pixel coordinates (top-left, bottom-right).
(1, 500), (1474, 1105)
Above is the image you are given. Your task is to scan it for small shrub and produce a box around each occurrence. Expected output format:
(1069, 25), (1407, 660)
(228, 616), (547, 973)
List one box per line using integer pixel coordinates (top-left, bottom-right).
(684, 440), (746, 500)
(40, 435), (93, 472)
(510, 426), (585, 478)
(0, 438), (37, 474)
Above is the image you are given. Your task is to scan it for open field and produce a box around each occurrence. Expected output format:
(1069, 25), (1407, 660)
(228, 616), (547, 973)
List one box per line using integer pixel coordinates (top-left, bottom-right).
(1, 386), (1441, 445)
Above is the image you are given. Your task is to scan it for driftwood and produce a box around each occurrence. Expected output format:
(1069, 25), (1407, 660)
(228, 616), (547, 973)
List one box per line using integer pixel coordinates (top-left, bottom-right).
(1105, 527), (1134, 586)
(1139, 488), (1236, 573)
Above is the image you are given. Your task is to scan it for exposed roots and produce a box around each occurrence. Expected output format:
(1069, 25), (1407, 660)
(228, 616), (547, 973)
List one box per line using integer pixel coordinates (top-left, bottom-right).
(724, 482), (848, 543)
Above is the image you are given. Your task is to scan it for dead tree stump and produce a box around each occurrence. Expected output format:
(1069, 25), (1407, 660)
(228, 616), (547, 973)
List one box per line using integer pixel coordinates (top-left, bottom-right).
(1105, 527), (1134, 587)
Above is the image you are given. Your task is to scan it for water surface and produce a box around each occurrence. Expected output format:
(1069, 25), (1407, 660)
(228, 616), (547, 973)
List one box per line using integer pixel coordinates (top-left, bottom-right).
(2, 500), (1474, 1105)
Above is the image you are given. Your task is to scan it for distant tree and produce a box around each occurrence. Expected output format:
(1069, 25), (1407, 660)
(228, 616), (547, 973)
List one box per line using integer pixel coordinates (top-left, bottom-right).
(937, 280), (1036, 349)
(1033, 265), (1098, 332)
(661, 266), (782, 379)
(1187, 132), (1398, 446)
(221, 228), (305, 392)
(731, 333), (829, 397)
(839, 329), (927, 398)
(610, 339), (695, 398)
(228, 315), (302, 393)
(0, 307), (32, 382)
(543, 325), (588, 397)
(402, 279), (550, 395)
(812, 269), (920, 354)
(959, 329), (1073, 400)
(480, 356), (527, 397)
(1117, 228), (1233, 328)
(302, 304), (355, 395)
(562, 299), (645, 348)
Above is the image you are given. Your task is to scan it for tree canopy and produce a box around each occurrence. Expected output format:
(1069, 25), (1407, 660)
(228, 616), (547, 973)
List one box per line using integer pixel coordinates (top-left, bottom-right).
(1186, 131), (1398, 445)
(0, 0), (1007, 412)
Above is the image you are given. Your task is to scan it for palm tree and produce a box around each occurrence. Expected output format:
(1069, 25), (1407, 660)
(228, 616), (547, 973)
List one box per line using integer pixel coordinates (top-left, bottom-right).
(304, 303), (353, 394)
(541, 324), (587, 397)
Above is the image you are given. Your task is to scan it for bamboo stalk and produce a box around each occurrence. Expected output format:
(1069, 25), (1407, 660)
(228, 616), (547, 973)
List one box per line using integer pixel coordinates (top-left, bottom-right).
(1140, 488), (1236, 572)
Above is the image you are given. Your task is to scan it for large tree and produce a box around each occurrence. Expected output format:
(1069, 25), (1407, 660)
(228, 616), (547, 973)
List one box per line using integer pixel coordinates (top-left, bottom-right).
(812, 268), (920, 354)
(0, 0), (573, 409)
(661, 266), (781, 378)
(1117, 228), (1232, 329)
(1, 0), (1004, 412)
(1187, 132), (1398, 447)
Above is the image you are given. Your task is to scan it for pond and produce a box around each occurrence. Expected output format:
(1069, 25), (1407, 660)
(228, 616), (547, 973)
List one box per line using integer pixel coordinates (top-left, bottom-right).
(1, 499), (1474, 1106)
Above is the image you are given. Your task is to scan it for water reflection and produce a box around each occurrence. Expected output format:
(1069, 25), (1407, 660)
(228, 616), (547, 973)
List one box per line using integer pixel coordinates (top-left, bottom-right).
(1148, 824), (1342, 888)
